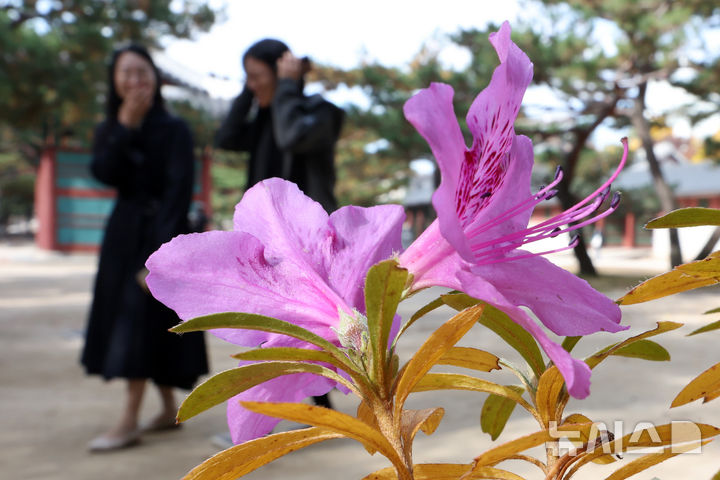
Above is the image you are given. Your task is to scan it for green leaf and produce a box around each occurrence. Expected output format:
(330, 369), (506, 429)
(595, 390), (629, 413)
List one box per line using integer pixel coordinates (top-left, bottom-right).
(562, 336), (581, 353)
(705, 307), (720, 314)
(586, 322), (682, 369)
(182, 427), (343, 480)
(233, 347), (345, 365)
(394, 295), (447, 346)
(618, 251), (720, 305)
(177, 362), (356, 422)
(394, 305), (485, 412)
(170, 312), (353, 371)
(364, 259), (408, 387)
(412, 373), (534, 414)
(611, 339), (670, 361)
(688, 320), (720, 336)
(480, 386), (525, 441)
(645, 207), (720, 229)
(442, 293), (545, 378)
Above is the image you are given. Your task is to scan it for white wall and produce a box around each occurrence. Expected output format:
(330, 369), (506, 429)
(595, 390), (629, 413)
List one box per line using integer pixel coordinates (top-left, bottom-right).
(652, 226), (720, 262)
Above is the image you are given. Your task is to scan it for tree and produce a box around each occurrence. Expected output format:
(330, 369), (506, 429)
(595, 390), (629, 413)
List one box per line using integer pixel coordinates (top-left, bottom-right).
(541, 0), (720, 267)
(453, 16), (629, 275)
(0, 1), (220, 231)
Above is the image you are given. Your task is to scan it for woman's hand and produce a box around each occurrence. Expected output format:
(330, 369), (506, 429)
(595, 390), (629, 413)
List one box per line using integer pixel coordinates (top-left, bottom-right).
(118, 86), (153, 128)
(276, 51), (303, 82)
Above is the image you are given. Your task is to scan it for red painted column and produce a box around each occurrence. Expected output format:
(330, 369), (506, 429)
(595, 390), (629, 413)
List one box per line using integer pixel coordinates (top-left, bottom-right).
(201, 146), (213, 220)
(34, 146), (57, 250)
(623, 212), (635, 247)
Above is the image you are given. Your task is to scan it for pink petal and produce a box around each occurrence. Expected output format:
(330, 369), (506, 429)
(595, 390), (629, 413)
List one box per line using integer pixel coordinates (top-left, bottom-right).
(473, 254), (626, 336)
(227, 372), (336, 443)
(328, 204), (405, 308)
(456, 268), (592, 398)
(463, 135), (535, 256)
(233, 178), (334, 278)
(403, 82), (473, 260)
(466, 21), (532, 153)
(146, 231), (342, 346)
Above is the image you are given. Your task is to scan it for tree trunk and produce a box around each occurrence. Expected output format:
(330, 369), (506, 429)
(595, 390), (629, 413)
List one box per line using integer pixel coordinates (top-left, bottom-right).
(557, 94), (620, 276)
(631, 82), (683, 268)
(694, 226), (720, 261)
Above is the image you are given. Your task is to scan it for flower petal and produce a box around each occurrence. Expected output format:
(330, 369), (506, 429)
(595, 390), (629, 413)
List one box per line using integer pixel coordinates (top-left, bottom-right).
(463, 135), (535, 258)
(227, 372), (336, 443)
(146, 231), (342, 346)
(328, 204), (405, 308)
(466, 21), (532, 152)
(474, 254), (626, 336)
(233, 178), (334, 278)
(403, 82), (473, 260)
(456, 268), (592, 399)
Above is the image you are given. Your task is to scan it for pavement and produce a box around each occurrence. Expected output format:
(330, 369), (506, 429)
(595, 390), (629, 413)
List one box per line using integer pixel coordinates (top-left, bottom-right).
(1, 238), (719, 480)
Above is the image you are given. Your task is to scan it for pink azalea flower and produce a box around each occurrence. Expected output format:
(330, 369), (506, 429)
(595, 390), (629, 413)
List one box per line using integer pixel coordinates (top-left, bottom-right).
(146, 178), (405, 443)
(398, 22), (628, 399)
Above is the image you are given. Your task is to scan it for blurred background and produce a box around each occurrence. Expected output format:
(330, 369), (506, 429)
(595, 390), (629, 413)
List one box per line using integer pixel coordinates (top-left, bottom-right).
(2, 2), (720, 479)
(2, 0), (720, 271)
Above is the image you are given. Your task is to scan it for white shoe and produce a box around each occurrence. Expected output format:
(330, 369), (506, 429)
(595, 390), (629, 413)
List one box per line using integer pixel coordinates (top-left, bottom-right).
(87, 430), (141, 452)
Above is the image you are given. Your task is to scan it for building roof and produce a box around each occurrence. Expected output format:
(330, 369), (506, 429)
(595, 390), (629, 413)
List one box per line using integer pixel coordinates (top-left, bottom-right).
(615, 160), (720, 197)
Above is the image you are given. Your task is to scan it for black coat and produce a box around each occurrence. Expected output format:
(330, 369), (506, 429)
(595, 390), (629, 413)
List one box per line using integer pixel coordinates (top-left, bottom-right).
(81, 108), (208, 389)
(215, 78), (344, 212)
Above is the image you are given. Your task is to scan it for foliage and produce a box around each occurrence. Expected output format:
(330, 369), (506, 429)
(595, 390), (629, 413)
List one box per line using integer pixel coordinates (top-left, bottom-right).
(0, 1), (221, 229)
(172, 259), (719, 479)
(618, 207), (720, 416)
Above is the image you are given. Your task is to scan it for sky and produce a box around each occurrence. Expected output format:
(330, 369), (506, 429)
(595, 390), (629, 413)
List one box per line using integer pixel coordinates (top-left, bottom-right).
(162, 0), (719, 146)
(163, 0), (524, 98)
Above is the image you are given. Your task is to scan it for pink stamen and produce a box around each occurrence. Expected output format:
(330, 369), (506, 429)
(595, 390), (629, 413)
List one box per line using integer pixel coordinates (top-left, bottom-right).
(467, 138), (628, 266)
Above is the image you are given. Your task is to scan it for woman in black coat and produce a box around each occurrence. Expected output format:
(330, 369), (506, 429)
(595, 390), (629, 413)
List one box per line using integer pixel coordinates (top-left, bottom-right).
(215, 38), (344, 213)
(81, 45), (208, 451)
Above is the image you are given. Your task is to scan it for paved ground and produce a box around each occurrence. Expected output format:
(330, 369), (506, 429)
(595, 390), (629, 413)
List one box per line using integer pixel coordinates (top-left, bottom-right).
(1, 239), (719, 480)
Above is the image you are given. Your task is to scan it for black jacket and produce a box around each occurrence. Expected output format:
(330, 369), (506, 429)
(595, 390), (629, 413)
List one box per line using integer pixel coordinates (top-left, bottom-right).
(81, 109), (208, 389)
(215, 78), (344, 212)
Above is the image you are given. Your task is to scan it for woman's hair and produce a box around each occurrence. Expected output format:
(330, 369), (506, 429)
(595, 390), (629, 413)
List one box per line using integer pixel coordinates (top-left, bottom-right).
(106, 44), (164, 121)
(242, 38), (290, 74)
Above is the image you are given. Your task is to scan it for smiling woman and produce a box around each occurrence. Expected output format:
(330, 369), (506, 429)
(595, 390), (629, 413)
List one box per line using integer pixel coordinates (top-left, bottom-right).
(80, 44), (208, 452)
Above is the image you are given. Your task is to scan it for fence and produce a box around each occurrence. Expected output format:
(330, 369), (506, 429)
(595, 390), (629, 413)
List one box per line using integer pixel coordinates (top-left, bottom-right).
(34, 147), (211, 252)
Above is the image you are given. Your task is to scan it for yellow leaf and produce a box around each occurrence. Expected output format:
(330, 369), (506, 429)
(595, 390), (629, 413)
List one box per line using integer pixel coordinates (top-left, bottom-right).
(536, 366), (565, 426)
(393, 305), (484, 413)
(575, 422), (720, 462)
(671, 362), (720, 408)
(618, 252), (720, 305)
(361, 464), (525, 480)
(182, 427), (342, 480)
(436, 347), (501, 372)
(472, 423), (593, 469)
(712, 468), (720, 480)
(704, 389), (720, 403)
(603, 441), (710, 480)
(400, 408), (445, 447)
(241, 401), (403, 465)
(561, 414), (616, 465)
(412, 373), (534, 415)
(357, 400), (379, 455)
